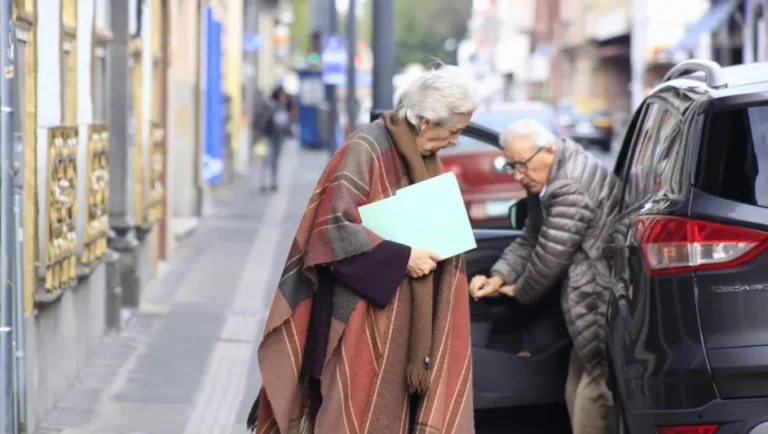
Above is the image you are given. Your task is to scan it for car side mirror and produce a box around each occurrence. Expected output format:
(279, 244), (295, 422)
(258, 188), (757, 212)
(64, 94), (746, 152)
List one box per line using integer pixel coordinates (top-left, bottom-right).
(508, 198), (528, 230)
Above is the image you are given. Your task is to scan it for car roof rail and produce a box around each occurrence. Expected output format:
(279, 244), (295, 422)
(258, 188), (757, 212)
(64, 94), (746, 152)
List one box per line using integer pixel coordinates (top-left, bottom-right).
(662, 59), (726, 89)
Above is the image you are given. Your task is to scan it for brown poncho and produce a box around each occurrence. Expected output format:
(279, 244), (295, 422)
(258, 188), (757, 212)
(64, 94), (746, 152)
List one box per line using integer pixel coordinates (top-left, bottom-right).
(255, 114), (474, 433)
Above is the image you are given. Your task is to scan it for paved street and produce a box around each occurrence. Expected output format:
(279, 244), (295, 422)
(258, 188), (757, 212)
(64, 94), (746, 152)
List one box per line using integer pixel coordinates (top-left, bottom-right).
(31, 139), (606, 434)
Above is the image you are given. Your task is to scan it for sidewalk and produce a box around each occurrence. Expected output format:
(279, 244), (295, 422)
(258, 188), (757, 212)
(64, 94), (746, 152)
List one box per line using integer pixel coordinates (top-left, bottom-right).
(34, 141), (329, 434)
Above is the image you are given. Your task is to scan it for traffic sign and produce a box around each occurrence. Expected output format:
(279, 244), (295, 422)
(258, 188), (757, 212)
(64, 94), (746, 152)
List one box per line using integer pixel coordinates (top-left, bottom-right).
(243, 32), (262, 53)
(322, 34), (347, 86)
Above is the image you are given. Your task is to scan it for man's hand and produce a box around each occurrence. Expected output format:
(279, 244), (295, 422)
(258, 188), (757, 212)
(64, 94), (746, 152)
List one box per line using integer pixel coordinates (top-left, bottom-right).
(407, 248), (442, 278)
(469, 275), (505, 300)
(498, 285), (515, 297)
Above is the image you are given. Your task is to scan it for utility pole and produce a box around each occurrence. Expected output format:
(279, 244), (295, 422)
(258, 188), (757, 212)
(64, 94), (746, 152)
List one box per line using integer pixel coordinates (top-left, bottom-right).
(372, 0), (395, 110)
(744, 0), (755, 63)
(108, 0), (139, 248)
(763, 0), (768, 61)
(0, 0), (18, 431)
(346, 0), (357, 132)
(629, 0), (647, 110)
(8, 10), (25, 431)
(325, 0), (339, 155)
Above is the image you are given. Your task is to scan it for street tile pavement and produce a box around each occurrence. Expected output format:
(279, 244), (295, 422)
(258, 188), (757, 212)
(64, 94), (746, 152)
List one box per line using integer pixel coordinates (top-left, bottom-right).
(34, 141), (330, 434)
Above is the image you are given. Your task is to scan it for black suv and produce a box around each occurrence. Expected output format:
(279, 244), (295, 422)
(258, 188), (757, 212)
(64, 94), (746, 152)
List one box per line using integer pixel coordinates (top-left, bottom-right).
(605, 59), (768, 434)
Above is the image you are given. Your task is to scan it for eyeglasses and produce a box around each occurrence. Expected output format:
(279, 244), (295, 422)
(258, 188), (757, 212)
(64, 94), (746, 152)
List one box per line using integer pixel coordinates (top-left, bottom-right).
(503, 147), (544, 175)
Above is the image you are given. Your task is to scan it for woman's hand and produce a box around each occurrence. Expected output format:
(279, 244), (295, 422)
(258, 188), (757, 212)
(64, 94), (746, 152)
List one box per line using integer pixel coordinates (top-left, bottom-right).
(407, 248), (442, 278)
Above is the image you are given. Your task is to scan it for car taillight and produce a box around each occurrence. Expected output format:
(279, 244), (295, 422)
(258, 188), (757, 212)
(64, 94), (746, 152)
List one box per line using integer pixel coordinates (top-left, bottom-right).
(656, 424), (719, 434)
(634, 216), (768, 276)
(442, 164), (463, 182)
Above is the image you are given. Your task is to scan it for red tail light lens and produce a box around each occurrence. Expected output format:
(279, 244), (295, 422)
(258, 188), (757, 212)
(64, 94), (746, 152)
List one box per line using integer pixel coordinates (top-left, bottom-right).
(442, 164), (464, 182)
(634, 216), (768, 276)
(656, 424), (719, 434)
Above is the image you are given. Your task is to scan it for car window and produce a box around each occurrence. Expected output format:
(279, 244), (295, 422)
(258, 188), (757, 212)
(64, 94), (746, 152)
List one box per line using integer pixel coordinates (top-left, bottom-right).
(622, 104), (661, 207)
(613, 101), (647, 177)
(697, 104), (768, 207)
(622, 103), (683, 207)
(458, 109), (558, 149)
(651, 110), (684, 196)
(631, 104), (662, 170)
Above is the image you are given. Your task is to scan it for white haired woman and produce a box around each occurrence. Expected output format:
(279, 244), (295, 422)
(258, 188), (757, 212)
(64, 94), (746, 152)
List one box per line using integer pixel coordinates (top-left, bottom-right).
(250, 65), (479, 433)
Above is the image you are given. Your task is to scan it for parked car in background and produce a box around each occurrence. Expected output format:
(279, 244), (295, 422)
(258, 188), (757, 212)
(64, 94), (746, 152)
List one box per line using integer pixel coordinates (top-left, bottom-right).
(440, 101), (564, 228)
(558, 99), (613, 153)
(556, 101), (577, 131)
(571, 109), (613, 153)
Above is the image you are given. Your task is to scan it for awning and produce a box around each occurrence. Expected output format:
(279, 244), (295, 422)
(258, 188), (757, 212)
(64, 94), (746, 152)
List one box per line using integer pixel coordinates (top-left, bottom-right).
(669, 0), (740, 54)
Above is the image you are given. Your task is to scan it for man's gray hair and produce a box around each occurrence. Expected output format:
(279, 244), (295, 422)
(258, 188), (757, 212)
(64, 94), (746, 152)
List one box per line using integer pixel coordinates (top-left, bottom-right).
(393, 64), (479, 131)
(500, 118), (558, 149)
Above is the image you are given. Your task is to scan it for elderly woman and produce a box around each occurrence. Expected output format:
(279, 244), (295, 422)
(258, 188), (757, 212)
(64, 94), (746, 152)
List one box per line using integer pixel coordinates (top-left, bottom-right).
(250, 65), (479, 434)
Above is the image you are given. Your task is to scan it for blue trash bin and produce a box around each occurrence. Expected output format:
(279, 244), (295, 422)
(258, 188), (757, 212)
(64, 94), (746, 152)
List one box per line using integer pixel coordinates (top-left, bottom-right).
(296, 69), (325, 149)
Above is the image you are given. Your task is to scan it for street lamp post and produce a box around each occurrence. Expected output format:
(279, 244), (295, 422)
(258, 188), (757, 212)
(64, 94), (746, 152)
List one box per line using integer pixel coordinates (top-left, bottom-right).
(346, 0), (357, 133)
(0, 0), (18, 432)
(325, 0), (339, 155)
(372, 0), (395, 110)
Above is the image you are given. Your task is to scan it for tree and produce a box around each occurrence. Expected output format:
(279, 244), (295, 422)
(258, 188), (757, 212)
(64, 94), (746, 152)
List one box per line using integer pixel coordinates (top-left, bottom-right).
(358, 0), (373, 43)
(394, 0), (471, 67)
(339, 0), (373, 50)
(291, 0), (310, 55)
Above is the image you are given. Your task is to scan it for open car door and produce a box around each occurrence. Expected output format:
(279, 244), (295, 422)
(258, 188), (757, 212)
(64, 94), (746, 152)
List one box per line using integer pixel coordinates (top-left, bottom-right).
(368, 111), (571, 410)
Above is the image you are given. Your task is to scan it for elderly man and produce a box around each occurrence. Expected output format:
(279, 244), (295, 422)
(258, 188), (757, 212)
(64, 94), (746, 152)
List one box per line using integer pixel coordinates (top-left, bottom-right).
(469, 119), (621, 434)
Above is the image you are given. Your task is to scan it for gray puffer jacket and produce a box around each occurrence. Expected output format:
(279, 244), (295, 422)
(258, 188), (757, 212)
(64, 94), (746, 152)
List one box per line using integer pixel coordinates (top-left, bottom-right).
(490, 139), (621, 371)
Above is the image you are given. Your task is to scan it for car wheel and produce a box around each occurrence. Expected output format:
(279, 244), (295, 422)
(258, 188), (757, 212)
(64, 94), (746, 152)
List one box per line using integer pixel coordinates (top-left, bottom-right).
(601, 139), (612, 153)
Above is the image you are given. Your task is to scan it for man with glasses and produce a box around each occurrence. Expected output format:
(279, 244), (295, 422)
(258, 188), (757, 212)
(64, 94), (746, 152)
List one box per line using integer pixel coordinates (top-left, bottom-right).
(469, 119), (621, 434)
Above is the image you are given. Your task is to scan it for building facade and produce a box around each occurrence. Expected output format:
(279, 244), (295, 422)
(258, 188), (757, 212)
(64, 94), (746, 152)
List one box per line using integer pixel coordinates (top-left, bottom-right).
(17, 0), (169, 430)
(528, 0), (557, 100)
(549, 0), (632, 131)
(0, 0), (270, 431)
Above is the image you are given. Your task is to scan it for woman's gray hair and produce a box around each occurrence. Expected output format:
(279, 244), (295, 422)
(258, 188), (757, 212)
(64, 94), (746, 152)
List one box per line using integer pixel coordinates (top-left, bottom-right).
(393, 64), (479, 131)
(500, 118), (558, 149)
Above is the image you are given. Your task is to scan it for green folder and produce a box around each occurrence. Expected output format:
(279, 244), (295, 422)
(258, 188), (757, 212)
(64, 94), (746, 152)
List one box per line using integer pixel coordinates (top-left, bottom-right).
(358, 172), (477, 258)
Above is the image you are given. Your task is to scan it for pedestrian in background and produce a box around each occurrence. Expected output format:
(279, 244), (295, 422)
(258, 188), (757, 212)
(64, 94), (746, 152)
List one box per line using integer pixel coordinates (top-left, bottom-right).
(249, 64), (478, 433)
(470, 119), (622, 434)
(254, 86), (294, 192)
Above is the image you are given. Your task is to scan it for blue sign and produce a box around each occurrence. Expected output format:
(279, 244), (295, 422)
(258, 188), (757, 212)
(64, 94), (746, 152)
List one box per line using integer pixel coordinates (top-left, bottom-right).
(243, 32), (262, 53)
(203, 5), (224, 185)
(322, 35), (347, 86)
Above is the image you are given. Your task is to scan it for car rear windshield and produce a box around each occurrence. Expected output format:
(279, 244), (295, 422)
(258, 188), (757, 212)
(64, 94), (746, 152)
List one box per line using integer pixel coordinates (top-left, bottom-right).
(457, 109), (558, 149)
(697, 104), (768, 207)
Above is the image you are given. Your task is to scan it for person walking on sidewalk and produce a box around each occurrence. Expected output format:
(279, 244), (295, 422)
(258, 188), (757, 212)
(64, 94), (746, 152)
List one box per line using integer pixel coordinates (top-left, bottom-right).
(249, 64), (479, 433)
(254, 86), (294, 192)
(469, 119), (621, 434)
